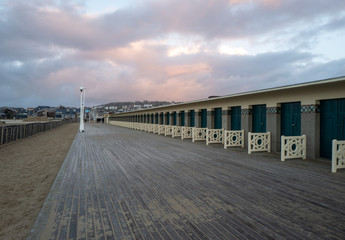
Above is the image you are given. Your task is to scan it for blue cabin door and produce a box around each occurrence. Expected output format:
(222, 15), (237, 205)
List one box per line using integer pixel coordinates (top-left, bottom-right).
(214, 108), (222, 129)
(320, 99), (345, 159)
(231, 106), (241, 130)
(200, 109), (207, 128)
(252, 104), (266, 133)
(281, 102), (301, 136)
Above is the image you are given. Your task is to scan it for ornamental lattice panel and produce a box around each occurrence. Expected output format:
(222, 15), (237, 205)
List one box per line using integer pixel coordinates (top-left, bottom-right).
(281, 135), (306, 161)
(165, 126), (173, 136)
(248, 132), (271, 154)
(332, 140), (345, 173)
(192, 128), (207, 142)
(158, 125), (165, 135)
(181, 127), (193, 140)
(153, 125), (159, 134)
(146, 124), (153, 133)
(224, 130), (244, 149)
(206, 129), (224, 145)
(172, 126), (182, 138)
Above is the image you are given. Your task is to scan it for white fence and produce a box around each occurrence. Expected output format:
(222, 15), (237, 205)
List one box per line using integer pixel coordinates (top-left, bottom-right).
(146, 124), (154, 133)
(133, 123), (140, 130)
(172, 126), (182, 138)
(153, 124), (159, 134)
(206, 129), (224, 145)
(192, 128), (207, 142)
(158, 125), (165, 135)
(281, 135), (306, 161)
(109, 121), (132, 128)
(165, 125), (173, 136)
(248, 132), (271, 154)
(224, 130), (244, 149)
(181, 127), (193, 140)
(332, 140), (345, 173)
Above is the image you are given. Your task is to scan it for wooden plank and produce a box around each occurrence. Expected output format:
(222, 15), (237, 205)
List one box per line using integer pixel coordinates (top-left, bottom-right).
(29, 123), (345, 240)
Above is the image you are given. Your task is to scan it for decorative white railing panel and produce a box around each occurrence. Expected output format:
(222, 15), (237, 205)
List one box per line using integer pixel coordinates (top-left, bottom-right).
(248, 132), (271, 154)
(281, 135), (306, 161)
(109, 121), (132, 128)
(206, 129), (224, 145)
(146, 124), (153, 133)
(165, 125), (173, 136)
(192, 128), (207, 142)
(332, 140), (345, 173)
(172, 126), (182, 138)
(134, 123), (140, 130)
(224, 130), (244, 149)
(153, 124), (159, 134)
(181, 127), (193, 140)
(158, 125), (165, 135)
(141, 123), (146, 131)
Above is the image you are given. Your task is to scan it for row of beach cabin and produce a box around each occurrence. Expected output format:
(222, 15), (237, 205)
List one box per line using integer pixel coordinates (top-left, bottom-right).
(106, 76), (345, 172)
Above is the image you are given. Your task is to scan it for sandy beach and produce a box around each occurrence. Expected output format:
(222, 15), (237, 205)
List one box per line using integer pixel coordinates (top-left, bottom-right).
(0, 123), (78, 240)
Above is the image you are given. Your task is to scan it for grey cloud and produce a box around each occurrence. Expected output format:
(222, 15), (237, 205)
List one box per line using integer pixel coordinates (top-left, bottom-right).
(1, 0), (344, 108)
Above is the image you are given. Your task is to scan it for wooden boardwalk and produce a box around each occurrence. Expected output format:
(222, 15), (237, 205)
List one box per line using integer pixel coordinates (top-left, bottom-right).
(28, 123), (345, 240)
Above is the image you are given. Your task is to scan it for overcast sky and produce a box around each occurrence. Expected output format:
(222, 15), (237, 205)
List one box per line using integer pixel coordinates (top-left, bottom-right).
(1, 0), (345, 108)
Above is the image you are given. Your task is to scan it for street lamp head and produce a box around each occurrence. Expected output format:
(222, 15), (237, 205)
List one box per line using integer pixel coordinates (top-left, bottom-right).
(80, 86), (84, 92)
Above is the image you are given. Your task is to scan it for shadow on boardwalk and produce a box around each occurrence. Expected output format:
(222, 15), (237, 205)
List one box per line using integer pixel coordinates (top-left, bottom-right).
(29, 123), (345, 240)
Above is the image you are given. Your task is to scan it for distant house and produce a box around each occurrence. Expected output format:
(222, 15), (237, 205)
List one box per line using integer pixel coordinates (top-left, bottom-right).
(0, 112), (6, 119)
(15, 108), (28, 119)
(144, 104), (153, 108)
(1, 108), (17, 119)
(54, 107), (77, 119)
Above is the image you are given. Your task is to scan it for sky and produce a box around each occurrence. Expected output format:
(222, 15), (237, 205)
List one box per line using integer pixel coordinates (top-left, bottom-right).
(1, 0), (345, 108)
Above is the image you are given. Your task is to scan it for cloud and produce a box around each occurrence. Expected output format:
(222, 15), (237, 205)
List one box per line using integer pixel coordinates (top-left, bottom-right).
(0, 0), (344, 108)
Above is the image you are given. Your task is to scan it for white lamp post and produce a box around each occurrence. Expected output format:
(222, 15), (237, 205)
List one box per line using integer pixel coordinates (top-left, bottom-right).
(79, 86), (86, 132)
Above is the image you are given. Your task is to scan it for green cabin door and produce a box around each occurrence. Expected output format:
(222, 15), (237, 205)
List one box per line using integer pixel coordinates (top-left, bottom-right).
(252, 104), (266, 133)
(200, 109), (207, 128)
(231, 106), (241, 130)
(320, 99), (345, 159)
(214, 108), (222, 129)
(189, 110), (195, 127)
(281, 102), (301, 136)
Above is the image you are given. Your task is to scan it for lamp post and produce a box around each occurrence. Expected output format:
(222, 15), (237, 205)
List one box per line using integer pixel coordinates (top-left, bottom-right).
(79, 86), (85, 132)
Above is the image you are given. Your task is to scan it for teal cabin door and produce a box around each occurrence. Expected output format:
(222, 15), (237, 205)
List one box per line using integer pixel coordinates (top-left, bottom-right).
(180, 111), (185, 126)
(166, 112), (170, 125)
(160, 113), (164, 124)
(231, 106), (241, 130)
(320, 99), (345, 159)
(281, 102), (301, 136)
(172, 112), (177, 125)
(252, 104), (266, 133)
(200, 109), (207, 128)
(189, 110), (195, 127)
(214, 108), (222, 129)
